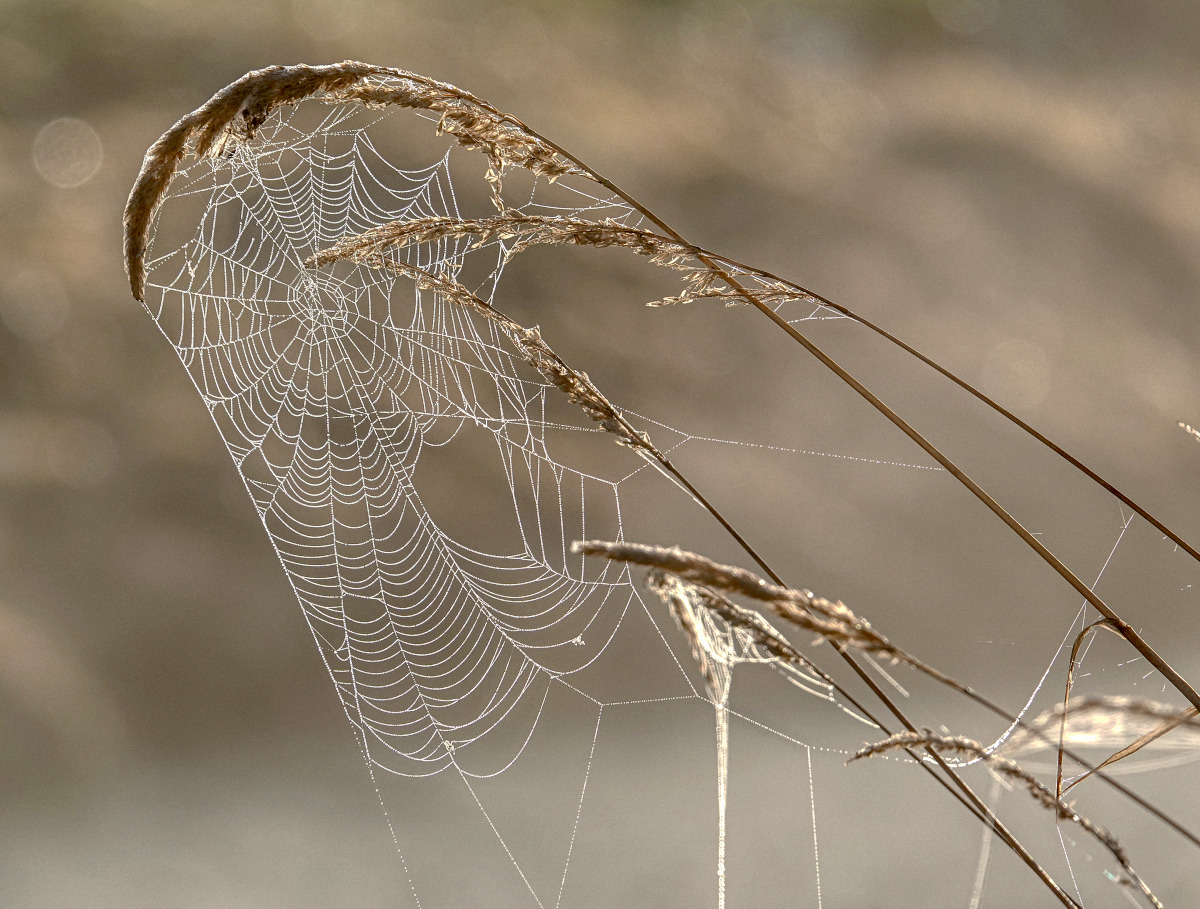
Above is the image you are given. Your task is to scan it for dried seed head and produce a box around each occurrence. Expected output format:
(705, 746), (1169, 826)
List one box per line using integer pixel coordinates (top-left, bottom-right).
(330, 77), (585, 210)
(1017, 696), (1200, 748)
(644, 568), (835, 711)
(850, 729), (1161, 908)
(572, 540), (908, 661)
(306, 213), (699, 271)
(649, 570), (807, 668)
(124, 62), (588, 301)
(649, 570), (736, 702)
(346, 256), (661, 459)
(125, 62), (384, 301)
(304, 212), (829, 318)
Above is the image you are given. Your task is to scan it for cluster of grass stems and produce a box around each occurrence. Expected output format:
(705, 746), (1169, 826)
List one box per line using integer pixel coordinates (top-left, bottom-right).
(125, 62), (1200, 907)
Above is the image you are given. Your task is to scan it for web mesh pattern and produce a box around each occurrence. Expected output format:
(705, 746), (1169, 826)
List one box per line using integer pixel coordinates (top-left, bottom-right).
(132, 74), (1198, 909)
(143, 102), (675, 776)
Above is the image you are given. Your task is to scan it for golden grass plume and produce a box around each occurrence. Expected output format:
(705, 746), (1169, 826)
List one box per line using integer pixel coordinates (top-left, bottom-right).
(850, 729), (1163, 908)
(124, 61), (585, 301)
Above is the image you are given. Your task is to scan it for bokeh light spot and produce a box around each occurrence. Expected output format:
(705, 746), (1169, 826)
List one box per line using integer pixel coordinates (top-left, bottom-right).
(32, 118), (103, 189)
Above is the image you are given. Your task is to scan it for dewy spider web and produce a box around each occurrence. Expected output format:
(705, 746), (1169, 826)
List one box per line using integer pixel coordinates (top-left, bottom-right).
(136, 95), (883, 906)
(128, 66), (1198, 909)
(139, 95), (892, 770)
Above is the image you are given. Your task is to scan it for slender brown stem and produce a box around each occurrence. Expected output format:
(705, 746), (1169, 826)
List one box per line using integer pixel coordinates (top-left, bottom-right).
(510, 122), (1200, 718)
(578, 538), (1079, 908)
(690, 250), (1200, 566)
(497, 113), (1192, 902)
(128, 66), (1192, 905)
(403, 89), (1191, 903)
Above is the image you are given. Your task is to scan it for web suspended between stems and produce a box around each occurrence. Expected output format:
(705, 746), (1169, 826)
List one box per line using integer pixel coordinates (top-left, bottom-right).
(130, 78), (883, 777)
(125, 64), (1199, 909)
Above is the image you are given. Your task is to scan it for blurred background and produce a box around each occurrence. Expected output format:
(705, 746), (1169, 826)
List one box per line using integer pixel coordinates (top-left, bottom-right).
(1, 0), (1199, 906)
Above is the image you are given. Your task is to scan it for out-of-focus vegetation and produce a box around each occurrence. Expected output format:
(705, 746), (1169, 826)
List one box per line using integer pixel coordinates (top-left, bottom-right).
(1, 1), (1198, 905)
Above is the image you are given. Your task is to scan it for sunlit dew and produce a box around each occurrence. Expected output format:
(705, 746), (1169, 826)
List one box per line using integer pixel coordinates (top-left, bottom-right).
(32, 118), (103, 188)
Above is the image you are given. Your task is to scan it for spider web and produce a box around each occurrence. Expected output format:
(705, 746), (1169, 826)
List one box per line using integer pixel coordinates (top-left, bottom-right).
(136, 89), (1198, 908)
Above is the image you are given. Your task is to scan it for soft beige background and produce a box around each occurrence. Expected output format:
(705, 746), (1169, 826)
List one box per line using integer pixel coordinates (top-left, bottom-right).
(1, 0), (1199, 906)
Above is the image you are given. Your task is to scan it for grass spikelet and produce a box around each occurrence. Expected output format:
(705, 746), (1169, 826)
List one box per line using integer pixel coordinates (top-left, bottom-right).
(573, 539), (915, 664)
(306, 213), (824, 313)
(125, 61), (587, 301)
(849, 730), (1163, 908)
(645, 568), (830, 691)
(307, 213), (695, 270)
(1006, 695), (1200, 795)
(345, 256), (661, 459)
(330, 78), (583, 187)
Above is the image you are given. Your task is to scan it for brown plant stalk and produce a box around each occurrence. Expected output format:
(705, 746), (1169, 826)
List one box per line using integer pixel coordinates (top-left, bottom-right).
(126, 64), (1200, 722)
(125, 62), (1200, 905)
(124, 61), (584, 301)
(350, 256), (658, 459)
(576, 539), (1200, 851)
(850, 730), (1163, 909)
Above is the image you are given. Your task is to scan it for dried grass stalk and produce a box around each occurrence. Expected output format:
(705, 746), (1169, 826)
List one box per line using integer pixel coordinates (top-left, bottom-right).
(573, 540), (915, 664)
(1013, 695), (1200, 752)
(1005, 695), (1200, 794)
(1053, 618), (1124, 797)
(306, 212), (824, 312)
(359, 256), (660, 459)
(124, 61), (585, 301)
(850, 730), (1163, 908)
(308, 212), (692, 268)
(645, 568), (826, 691)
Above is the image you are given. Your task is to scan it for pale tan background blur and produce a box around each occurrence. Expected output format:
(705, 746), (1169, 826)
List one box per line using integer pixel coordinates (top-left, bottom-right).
(2, 0), (1199, 906)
